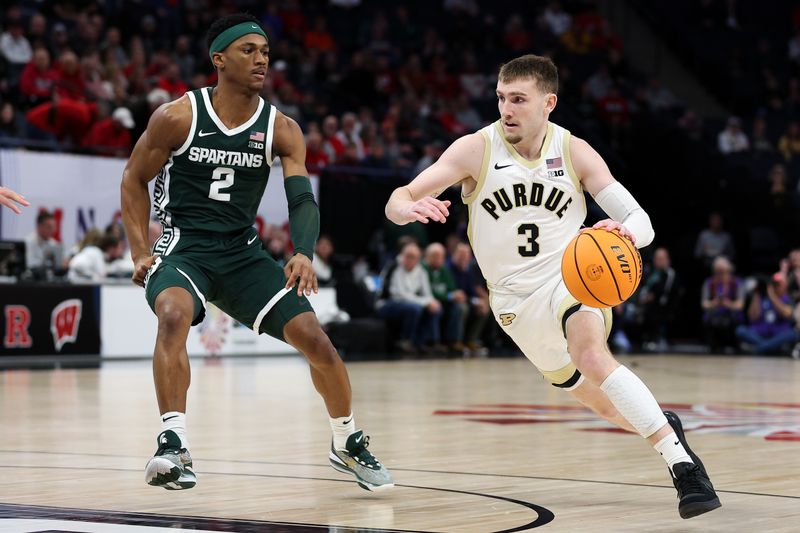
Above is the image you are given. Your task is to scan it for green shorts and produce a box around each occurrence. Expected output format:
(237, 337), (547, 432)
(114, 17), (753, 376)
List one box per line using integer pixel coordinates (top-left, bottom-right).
(144, 226), (313, 341)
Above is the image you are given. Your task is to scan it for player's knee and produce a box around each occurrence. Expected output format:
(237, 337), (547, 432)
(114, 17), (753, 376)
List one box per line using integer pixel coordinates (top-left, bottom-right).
(571, 347), (615, 384)
(156, 303), (192, 333)
(302, 329), (339, 367)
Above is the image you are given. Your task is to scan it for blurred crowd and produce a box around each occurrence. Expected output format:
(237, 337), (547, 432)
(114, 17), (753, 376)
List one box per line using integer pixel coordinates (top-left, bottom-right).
(4, 0), (800, 357)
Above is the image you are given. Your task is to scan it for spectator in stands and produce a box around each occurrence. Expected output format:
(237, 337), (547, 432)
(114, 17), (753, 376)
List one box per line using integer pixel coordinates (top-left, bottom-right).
(67, 231), (126, 282)
(736, 273), (798, 355)
(262, 225), (290, 266)
(313, 234), (335, 287)
(336, 112), (365, 160)
(777, 122), (800, 161)
(695, 212), (735, 268)
(157, 63), (188, 99)
(19, 47), (58, 106)
(0, 16), (32, 85)
(414, 140), (445, 175)
(503, 13), (532, 52)
(25, 210), (64, 273)
(27, 13), (48, 50)
(677, 109), (704, 141)
(701, 256), (744, 353)
(305, 130), (330, 173)
(449, 242), (490, 356)
(584, 65), (613, 101)
(642, 76), (677, 112)
(377, 241), (441, 354)
(362, 140), (392, 169)
(82, 107), (134, 157)
(0, 102), (24, 139)
(425, 243), (466, 353)
(543, 2), (573, 36)
(639, 247), (682, 352)
(717, 116), (750, 154)
(102, 26), (128, 67)
(322, 115), (345, 162)
(751, 117), (774, 154)
(305, 17), (336, 52)
(54, 50), (87, 101)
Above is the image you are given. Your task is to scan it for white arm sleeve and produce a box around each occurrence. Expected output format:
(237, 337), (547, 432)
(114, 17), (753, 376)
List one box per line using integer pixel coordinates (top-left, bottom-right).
(593, 182), (654, 248)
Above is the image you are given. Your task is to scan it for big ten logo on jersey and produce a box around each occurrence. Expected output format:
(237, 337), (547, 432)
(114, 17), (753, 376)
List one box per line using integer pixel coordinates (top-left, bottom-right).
(248, 129), (265, 150)
(546, 156), (564, 178)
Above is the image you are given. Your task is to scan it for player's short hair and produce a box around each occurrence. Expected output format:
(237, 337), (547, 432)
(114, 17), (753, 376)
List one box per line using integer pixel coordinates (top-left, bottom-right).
(498, 54), (558, 95)
(206, 13), (262, 51)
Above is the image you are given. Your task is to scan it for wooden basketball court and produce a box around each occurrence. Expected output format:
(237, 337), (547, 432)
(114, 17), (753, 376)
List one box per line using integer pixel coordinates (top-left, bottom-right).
(1, 354), (798, 532)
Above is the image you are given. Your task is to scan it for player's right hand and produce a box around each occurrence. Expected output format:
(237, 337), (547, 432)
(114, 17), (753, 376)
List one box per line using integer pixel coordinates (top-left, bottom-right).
(132, 254), (158, 287)
(401, 197), (451, 224)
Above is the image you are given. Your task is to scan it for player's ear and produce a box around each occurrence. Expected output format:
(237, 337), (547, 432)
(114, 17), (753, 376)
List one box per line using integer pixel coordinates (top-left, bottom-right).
(212, 53), (224, 71)
(545, 93), (557, 113)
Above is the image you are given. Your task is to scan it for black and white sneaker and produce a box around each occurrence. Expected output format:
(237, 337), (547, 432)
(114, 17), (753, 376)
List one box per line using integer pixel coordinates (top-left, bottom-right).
(663, 411), (721, 518)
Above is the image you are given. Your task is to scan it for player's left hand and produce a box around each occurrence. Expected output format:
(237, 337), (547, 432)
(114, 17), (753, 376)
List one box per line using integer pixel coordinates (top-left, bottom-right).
(586, 219), (636, 246)
(284, 253), (318, 297)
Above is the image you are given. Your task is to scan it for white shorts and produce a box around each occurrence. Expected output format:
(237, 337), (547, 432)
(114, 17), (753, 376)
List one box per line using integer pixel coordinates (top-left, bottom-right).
(490, 276), (612, 389)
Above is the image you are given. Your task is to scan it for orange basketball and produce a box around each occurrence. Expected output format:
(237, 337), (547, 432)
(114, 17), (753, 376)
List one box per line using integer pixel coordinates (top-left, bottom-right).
(561, 229), (642, 308)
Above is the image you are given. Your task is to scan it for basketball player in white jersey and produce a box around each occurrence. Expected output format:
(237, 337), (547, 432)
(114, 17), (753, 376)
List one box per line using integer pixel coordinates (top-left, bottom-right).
(386, 55), (720, 519)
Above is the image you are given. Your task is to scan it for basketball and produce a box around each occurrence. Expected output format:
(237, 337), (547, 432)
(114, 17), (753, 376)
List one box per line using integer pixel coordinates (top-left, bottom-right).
(561, 229), (642, 308)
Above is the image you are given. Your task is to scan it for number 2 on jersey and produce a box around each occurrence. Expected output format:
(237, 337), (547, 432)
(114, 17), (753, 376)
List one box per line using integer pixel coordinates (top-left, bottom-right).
(518, 222), (540, 257)
(209, 167), (234, 201)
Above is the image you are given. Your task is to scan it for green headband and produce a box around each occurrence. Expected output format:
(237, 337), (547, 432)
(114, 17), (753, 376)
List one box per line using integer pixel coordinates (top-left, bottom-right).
(209, 22), (267, 60)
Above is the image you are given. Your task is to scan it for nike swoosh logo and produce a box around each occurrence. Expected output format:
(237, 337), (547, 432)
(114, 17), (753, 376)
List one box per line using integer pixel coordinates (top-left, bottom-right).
(494, 163), (512, 170)
(162, 414), (179, 422)
(251, 25), (259, 29)
(355, 435), (363, 444)
(342, 417), (353, 425)
(198, 130), (216, 137)
(674, 441), (680, 446)
(247, 234), (258, 245)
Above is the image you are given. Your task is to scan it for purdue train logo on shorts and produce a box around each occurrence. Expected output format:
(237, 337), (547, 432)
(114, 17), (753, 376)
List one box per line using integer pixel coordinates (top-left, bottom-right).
(499, 313), (517, 326)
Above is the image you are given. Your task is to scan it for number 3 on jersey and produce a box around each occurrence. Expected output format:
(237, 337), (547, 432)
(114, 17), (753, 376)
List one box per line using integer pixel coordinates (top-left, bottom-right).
(209, 167), (234, 201)
(518, 222), (539, 257)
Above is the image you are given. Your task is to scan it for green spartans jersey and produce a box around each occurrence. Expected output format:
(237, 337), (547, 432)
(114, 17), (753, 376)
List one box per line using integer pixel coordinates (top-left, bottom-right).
(153, 87), (277, 255)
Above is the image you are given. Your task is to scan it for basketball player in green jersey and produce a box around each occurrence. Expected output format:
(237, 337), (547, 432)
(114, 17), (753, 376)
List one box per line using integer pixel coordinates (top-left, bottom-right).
(121, 14), (392, 492)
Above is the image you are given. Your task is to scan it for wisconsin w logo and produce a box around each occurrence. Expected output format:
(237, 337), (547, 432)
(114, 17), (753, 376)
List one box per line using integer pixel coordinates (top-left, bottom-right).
(51, 299), (82, 352)
(499, 313), (517, 326)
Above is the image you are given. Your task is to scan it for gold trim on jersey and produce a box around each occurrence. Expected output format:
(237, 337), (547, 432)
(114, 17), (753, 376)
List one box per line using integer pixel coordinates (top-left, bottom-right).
(494, 121), (554, 169)
(462, 130), (491, 205)
(556, 293), (613, 339)
(562, 131), (582, 193)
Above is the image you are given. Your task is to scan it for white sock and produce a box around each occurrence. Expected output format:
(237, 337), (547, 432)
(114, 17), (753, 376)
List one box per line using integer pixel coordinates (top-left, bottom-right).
(654, 433), (693, 473)
(330, 413), (355, 451)
(599, 365), (668, 438)
(161, 411), (189, 449)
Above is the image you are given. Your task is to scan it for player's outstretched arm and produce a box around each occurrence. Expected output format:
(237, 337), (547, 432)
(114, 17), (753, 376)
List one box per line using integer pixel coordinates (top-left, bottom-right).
(385, 132), (484, 226)
(570, 135), (654, 248)
(121, 97), (190, 286)
(0, 186), (29, 214)
(273, 112), (319, 297)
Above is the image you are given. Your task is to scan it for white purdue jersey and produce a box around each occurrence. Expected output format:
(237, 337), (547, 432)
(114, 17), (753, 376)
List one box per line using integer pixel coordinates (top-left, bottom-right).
(462, 120), (586, 293)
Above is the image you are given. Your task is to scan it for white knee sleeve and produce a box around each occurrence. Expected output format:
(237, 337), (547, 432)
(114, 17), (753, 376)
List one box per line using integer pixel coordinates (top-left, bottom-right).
(600, 365), (668, 438)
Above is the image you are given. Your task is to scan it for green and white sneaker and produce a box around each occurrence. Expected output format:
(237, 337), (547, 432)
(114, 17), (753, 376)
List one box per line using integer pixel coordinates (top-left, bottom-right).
(329, 430), (394, 491)
(144, 430), (196, 490)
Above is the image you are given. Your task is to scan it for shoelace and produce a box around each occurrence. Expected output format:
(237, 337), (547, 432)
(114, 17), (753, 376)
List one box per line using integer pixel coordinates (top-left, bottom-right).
(349, 435), (380, 467)
(676, 465), (706, 496)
